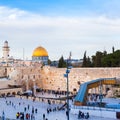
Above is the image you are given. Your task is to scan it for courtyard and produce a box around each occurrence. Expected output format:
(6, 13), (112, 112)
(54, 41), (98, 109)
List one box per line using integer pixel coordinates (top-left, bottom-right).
(0, 94), (118, 120)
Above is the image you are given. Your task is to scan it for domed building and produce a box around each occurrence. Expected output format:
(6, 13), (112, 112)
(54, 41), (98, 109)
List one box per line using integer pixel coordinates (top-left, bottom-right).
(32, 46), (49, 65)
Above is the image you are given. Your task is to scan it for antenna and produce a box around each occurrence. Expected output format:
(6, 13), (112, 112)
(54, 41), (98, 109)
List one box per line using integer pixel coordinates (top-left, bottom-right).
(69, 51), (72, 60)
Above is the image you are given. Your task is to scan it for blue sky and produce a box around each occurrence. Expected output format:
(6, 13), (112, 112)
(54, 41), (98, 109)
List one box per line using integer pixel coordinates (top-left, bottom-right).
(0, 0), (120, 60)
(0, 0), (119, 17)
(0, 0), (120, 17)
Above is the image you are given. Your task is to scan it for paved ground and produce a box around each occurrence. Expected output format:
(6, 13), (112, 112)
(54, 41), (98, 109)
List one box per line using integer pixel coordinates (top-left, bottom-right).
(0, 95), (118, 120)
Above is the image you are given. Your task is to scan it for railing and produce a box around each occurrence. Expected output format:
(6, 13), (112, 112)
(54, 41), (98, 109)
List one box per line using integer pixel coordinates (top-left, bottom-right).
(15, 95), (66, 104)
(71, 105), (119, 112)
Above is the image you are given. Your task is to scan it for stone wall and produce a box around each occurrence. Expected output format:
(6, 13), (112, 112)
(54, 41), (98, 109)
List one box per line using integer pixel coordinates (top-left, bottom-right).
(0, 67), (7, 77)
(41, 67), (120, 92)
(1, 66), (120, 93)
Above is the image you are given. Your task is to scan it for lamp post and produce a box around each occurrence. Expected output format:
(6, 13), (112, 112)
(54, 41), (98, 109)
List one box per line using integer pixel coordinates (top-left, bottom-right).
(99, 80), (102, 107)
(64, 61), (71, 120)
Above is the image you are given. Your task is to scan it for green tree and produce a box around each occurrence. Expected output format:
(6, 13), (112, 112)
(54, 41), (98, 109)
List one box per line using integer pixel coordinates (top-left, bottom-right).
(82, 51), (87, 67)
(92, 51), (103, 67)
(82, 48), (120, 67)
(102, 50), (120, 67)
(58, 56), (67, 68)
(103, 50), (107, 56)
(48, 59), (51, 65)
(86, 56), (92, 67)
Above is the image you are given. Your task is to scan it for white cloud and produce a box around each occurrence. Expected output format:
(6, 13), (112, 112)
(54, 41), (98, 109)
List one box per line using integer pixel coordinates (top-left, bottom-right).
(0, 6), (120, 60)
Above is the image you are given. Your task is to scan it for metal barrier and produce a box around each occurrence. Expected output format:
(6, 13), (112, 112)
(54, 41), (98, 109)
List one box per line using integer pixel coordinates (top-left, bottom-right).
(71, 105), (117, 112)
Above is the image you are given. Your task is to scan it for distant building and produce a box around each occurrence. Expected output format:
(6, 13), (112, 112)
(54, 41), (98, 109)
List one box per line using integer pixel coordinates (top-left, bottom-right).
(50, 59), (83, 68)
(0, 41), (14, 65)
(70, 59), (83, 67)
(50, 61), (59, 67)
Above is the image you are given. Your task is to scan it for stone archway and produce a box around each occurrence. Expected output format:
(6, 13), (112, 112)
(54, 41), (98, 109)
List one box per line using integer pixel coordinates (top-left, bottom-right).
(17, 91), (21, 95)
(6, 92), (11, 97)
(12, 92), (16, 96)
(1, 93), (5, 97)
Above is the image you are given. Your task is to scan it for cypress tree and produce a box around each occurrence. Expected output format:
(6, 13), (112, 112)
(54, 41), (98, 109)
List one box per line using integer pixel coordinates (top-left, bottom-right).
(82, 51), (87, 67)
(58, 56), (66, 68)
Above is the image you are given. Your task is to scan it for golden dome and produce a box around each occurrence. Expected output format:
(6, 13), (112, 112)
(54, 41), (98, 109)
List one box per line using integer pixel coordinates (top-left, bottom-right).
(32, 46), (48, 57)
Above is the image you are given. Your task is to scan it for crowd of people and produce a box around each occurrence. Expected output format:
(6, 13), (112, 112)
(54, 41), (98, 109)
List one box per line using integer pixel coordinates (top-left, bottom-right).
(78, 110), (89, 119)
(1, 95), (70, 120)
(0, 89), (91, 120)
(36, 89), (74, 98)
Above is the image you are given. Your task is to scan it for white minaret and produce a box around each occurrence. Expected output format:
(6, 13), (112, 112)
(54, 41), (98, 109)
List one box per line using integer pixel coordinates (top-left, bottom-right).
(2, 41), (10, 61)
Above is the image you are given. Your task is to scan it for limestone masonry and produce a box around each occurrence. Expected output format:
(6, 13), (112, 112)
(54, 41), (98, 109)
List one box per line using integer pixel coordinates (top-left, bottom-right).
(3, 67), (120, 93)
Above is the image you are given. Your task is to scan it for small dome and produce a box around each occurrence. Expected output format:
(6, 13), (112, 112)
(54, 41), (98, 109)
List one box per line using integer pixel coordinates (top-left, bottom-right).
(32, 46), (48, 57)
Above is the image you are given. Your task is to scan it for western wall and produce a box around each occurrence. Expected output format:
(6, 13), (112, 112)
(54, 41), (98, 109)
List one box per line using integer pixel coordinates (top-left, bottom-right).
(40, 67), (120, 92)
(5, 66), (120, 93)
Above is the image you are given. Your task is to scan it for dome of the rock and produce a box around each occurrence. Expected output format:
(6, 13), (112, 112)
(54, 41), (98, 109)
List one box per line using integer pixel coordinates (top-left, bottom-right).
(32, 46), (48, 65)
(32, 46), (48, 57)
